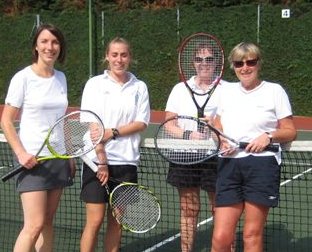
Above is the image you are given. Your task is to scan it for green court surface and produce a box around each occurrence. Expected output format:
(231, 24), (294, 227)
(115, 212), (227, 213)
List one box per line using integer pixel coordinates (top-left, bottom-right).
(0, 124), (312, 251)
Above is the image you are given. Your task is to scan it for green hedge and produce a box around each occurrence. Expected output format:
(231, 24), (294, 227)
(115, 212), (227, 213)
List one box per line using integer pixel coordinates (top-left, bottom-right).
(1, 3), (311, 115)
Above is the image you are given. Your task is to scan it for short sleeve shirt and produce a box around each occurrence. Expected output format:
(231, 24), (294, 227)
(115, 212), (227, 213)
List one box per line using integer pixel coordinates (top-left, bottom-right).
(5, 66), (68, 155)
(81, 70), (150, 165)
(165, 76), (226, 118)
(216, 81), (293, 163)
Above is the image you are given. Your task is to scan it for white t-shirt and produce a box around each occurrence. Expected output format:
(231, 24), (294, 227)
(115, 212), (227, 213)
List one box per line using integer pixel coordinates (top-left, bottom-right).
(5, 66), (68, 155)
(165, 76), (226, 118)
(216, 81), (293, 163)
(81, 70), (150, 165)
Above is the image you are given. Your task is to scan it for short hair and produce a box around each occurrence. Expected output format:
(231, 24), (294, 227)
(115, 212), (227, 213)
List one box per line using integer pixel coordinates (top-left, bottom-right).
(228, 42), (262, 69)
(193, 43), (214, 59)
(31, 24), (66, 64)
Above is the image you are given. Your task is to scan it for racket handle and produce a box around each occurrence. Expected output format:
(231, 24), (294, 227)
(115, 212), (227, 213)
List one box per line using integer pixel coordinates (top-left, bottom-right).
(239, 142), (280, 153)
(80, 155), (99, 172)
(1, 166), (24, 182)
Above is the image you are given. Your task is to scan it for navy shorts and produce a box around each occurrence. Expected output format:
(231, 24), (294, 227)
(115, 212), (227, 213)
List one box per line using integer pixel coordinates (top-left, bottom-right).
(215, 155), (281, 208)
(166, 158), (217, 192)
(80, 163), (137, 203)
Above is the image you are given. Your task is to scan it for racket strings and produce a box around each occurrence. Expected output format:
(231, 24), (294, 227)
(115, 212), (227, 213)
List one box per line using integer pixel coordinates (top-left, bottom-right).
(110, 185), (160, 232)
(156, 117), (220, 164)
(179, 33), (224, 94)
(48, 111), (104, 157)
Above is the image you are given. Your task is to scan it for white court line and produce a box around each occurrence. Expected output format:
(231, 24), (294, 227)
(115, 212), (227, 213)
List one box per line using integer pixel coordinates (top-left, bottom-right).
(141, 165), (312, 252)
(280, 167), (312, 186)
(141, 216), (214, 252)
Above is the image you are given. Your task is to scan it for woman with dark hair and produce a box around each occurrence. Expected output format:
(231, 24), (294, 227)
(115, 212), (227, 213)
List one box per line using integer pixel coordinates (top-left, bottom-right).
(165, 41), (227, 252)
(1, 24), (74, 252)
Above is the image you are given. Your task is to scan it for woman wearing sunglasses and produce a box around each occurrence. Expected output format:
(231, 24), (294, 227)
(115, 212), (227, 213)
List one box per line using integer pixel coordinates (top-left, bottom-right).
(210, 42), (296, 252)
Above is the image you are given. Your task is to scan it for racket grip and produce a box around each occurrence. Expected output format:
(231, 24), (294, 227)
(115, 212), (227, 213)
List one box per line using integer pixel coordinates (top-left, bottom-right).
(239, 142), (280, 153)
(80, 155), (99, 173)
(1, 166), (24, 182)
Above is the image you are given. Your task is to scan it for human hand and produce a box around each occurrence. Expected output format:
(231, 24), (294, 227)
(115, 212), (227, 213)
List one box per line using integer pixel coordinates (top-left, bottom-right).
(17, 152), (38, 169)
(96, 164), (109, 186)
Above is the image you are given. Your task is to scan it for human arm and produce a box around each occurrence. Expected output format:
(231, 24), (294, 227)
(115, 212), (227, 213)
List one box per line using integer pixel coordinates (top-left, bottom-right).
(94, 142), (109, 186)
(104, 121), (147, 142)
(245, 116), (297, 153)
(0, 104), (38, 169)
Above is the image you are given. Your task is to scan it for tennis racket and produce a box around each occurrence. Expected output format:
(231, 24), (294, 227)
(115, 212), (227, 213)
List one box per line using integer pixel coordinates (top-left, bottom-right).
(1, 110), (104, 182)
(81, 155), (161, 233)
(179, 32), (224, 117)
(155, 115), (280, 165)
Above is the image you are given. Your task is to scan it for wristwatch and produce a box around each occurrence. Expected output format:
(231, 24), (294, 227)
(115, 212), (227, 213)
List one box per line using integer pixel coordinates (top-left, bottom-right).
(265, 132), (273, 143)
(111, 128), (120, 140)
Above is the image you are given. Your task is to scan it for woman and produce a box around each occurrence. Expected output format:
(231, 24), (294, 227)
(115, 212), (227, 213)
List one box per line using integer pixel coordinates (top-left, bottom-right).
(1, 24), (74, 252)
(165, 42), (226, 252)
(80, 37), (150, 252)
(211, 42), (297, 252)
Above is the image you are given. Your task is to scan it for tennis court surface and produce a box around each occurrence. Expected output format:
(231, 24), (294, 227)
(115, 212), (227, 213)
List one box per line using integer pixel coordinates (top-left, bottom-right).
(1, 129), (312, 251)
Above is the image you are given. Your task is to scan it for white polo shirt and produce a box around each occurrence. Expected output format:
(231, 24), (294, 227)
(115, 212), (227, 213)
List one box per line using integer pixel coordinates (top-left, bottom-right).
(81, 70), (150, 165)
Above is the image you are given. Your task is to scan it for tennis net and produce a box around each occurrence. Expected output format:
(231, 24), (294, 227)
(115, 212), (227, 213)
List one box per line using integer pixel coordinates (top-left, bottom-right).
(0, 135), (311, 251)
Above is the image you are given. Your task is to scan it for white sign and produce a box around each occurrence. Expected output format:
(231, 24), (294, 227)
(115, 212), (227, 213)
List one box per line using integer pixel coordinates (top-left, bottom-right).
(282, 9), (290, 18)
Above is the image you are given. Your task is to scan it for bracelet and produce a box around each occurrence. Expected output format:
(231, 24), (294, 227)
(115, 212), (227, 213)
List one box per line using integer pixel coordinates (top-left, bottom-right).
(112, 128), (120, 140)
(182, 130), (192, 140)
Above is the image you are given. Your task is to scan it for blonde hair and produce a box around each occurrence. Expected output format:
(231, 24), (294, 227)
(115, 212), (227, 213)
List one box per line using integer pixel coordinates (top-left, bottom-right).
(105, 37), (131, 56)
(101, 37), (132, 68)
(228, 42), (262, 69)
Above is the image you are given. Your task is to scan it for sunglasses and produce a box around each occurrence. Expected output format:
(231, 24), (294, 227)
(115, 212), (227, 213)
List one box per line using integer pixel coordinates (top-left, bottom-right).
(233, 59), (258, 68)
(194, 56), (215, 63)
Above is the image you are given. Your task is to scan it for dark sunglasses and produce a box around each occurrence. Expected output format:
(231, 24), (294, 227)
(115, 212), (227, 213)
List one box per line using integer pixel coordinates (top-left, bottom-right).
(233, 59), (258, 68)
(194, 56), (215, 63)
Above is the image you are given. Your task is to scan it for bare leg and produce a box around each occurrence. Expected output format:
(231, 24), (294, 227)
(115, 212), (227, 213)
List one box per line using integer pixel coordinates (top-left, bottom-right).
(80, 203), (105, 252)
(179, 187), (201, 252)
(35, 189), (63, 252)
(14, 191), (49, 252)
(243, 202), (269, 252)
(104, 208), (122, 252)
(211, 203), (243, 252)
(208, 191), (215, 215)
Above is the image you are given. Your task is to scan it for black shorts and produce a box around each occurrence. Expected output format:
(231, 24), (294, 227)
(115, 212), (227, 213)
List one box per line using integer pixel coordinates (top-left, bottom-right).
(80, 163), (137, 203)
(166, 158), (217, 192)
(215, 155), (281, 208)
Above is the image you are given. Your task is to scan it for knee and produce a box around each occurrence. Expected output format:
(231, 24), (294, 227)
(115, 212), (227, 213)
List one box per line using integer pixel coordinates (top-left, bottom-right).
(243, 228), (263, 247)
(23, 221), (44, 239)
(88, 219), (103, 231)
(212, 231), (234, 251)
(180, 202), (200, 217)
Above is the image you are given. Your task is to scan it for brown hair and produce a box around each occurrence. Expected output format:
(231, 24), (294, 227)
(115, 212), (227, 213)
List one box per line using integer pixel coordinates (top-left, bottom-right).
(31, 24), (66, 64)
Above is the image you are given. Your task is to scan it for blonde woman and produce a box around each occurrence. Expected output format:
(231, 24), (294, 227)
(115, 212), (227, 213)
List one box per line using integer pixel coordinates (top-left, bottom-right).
(80, 37), (150, 252)
(211, 42), (296, 252)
